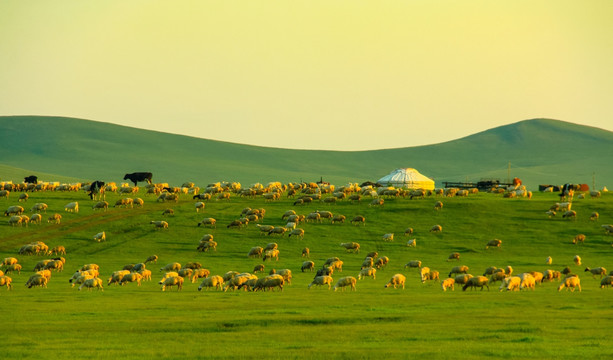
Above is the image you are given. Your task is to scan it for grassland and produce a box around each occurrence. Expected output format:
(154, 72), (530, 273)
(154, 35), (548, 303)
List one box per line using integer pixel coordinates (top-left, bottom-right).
(1, 187), (613, 359)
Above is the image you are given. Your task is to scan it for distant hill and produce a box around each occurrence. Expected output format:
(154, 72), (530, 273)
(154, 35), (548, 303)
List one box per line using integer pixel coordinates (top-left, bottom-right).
(1, 116), (612, 189)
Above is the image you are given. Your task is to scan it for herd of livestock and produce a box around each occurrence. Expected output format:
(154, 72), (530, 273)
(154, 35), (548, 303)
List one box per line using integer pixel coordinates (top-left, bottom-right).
(1, 176), (612, 296)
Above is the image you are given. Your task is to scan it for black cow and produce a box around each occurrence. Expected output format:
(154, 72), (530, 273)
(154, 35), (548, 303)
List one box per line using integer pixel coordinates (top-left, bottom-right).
(24, 175), (38, 184)
(88, 181), (105, 200)
(123, 172), (153, 187)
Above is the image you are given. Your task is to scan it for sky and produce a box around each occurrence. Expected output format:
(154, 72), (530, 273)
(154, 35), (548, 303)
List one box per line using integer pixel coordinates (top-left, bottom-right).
(1, 0), (612, 150)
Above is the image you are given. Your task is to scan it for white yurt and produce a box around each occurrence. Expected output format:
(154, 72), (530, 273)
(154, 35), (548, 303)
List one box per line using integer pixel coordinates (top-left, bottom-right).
(376, 168), (435, 190)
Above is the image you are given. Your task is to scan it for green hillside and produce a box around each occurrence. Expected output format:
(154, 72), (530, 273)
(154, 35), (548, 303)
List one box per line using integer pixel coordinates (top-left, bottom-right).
(0, 116), (611, 189)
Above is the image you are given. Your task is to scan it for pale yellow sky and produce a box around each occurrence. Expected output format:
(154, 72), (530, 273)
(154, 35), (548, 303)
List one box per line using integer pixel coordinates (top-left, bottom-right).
(1, 0), (612, 150)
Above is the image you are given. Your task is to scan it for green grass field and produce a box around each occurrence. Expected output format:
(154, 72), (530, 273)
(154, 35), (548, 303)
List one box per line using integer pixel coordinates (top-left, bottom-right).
(1, 187), (612, 359)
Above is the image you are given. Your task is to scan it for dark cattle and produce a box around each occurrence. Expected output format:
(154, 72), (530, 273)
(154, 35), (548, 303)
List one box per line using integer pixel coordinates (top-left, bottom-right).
(123, 172), (153, 187)
(88, 181), (105, 200)
(24, 175), (38, 184)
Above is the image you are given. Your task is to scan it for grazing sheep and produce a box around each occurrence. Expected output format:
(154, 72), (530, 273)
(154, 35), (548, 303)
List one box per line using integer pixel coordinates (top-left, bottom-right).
(264, 243), (278, 251)
(546, 210), (556, 218)
(150, 221), (169, 229)
(499, 276), (521, 291)
(8, 215), (22, 227)
(425, 270), (440, 282)
(191, 268), (210, 283)
(30, 203), (48, 213)
(252, 274), (284, 292)
(546, 256), (552, 265)
(323, 257), (340, 266)
(462, 276), (489, 291)
(144, 255), (158, 264)
(406, 239), (417, 248)
(590, 212), (600, 221)
(263, 249), (280, 262)
(602, 224), (613, 235)
(308, 275), (333, 290)
(177, 268), (194, 281)
(384, 274), (406, 289)
(329, 260), (344, 272)
(562, 210), (577, 220)
(47, 213), (62, 224)
(248, 247), (264, 258)
(358, 267), (376, 280)
(161, 275), (184, 291)
(599, 276), (613, 288)
(18, 193), (28, 202)
(43, 259), (64, 272)
(92, 201), (109, 212)
(558, 275), (581, 292)
(585, 267), (607, 279)
(361, 257), (374, 270)
(274, 269), (292, 285)
(301, 261), (315, 272)
(198, 275), (224, 291)
(404, 260), (422, 269)
(160, 262), (181, 273)
(197, 218), (216, 228)
(331, 214), (346, 224)
(256, 224), (275, 235)
(573, 255), (582, 266)
(64, 202), (79, 213)
(301, 247), (310, 258)
(485, 239), (502, 249)
(572, 234), (586, 245)
(4, 205), (24, 216)
(489, 271), (507, 284)
(441, 278), (455, 292)
(2, 257), (18, 266)
(120, 272), (143, 286)
(25, 274), (48, 288)
(334, 276), (357, 291)
(268, 227), (287, 236)
(404, 227), (414, 236)
(0, 190), (9, 200)
(93, 231), (106, 242)
(448, 265), (469, 277)
(434, 201), (443, 210)
(382, 233), (394, 242)
(519, 273), (536, 291)
(0, 275), (13, 290)
(3, 263), (22, 274)
(288, 228), (305, 239)
(197, 240), (217, 252)
(161, 208), (174, 216)
(253, 264), (265, 274)
(194, 202), (206, 212)
(30, 213), (42, 225)
(374, 256), (389, 270)
(430, 224), (442, 233)
(78, 277), (104, 291)
(340, 242), (360, 253)
(108, 270), (131, 285)
(350, 215), (366, 226)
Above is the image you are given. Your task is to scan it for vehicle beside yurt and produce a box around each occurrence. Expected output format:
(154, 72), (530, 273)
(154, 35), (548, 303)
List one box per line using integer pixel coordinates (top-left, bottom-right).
(376, 168), (435, 190)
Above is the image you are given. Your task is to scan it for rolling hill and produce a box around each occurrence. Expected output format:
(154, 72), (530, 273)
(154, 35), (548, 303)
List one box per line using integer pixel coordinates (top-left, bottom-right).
(1, 116), (612, 189)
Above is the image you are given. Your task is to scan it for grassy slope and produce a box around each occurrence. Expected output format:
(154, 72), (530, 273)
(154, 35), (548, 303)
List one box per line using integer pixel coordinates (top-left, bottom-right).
(1, 189), (613, 359)
(0, 116), (612, 188)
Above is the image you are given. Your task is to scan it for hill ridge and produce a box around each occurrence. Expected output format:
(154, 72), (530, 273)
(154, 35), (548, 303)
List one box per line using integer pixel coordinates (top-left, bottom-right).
(1, 115), (612, 188)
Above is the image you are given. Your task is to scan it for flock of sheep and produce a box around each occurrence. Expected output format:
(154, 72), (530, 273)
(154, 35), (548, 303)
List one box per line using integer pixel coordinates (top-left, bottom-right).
(1, 179), (612, 295)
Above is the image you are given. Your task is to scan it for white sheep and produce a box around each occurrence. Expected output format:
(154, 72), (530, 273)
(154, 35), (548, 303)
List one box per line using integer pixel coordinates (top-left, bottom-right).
(384, 274), (406, 289)
(8, 215), (22, 227)
(288, 228), (305, 239)
(600, 276), (613, 289)
(573, 255), (582, 266)
(30, 203), (48, 213)
(499, 276), (521, 292)
(358, 267), (376, 280)
(562, 210), (577, 220)
(334, 276), (357, 291)
(197, 217), (216, 228)
(256, 224), (275, 235)
(585, 267), (607, 279)
(79, 277), (104, 291)
(519, 273), (536, 291)
(382, 233), (394, 242)
(4, 205), (24, 216)
(150, 220), (169, 229)
(404, 260), (422, 269)
(546, 256), (552, 265)
(194, 202), (206, 212)
(485, 239), (502, 249)
(406, 239), (417, 248)
(161, 275), (184, 291)
(558, 275), (581, 292)
(198, 275), (224, 291)
(64, 202), (79, 213)
(159, 262), (182, 273)
(0, 275), (13, 290)
(93, 231), (106, 242)
(590, 212), (599, 221)
(441, 278), (455, 292)
(30, 213), (42, 225)
(448, 265), (469, 277)
(430, 224), (442, 233)
(462, 276), (489, 291)
(308, 275), (333, 290)
(340, 242), (360, 253)
(92, 201), (109, 211)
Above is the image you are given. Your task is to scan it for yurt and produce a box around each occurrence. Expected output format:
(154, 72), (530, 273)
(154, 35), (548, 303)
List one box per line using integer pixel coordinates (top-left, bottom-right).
(376, 168), (435, 190)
